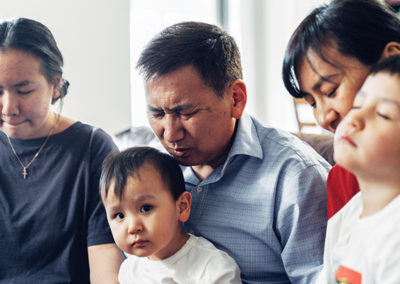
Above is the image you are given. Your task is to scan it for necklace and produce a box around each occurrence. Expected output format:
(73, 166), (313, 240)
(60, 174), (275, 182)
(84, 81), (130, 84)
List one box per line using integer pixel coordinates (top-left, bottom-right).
(6, 126), (55, 179)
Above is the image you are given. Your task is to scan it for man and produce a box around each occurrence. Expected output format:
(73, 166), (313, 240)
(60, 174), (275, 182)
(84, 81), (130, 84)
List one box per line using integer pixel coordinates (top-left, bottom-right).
(137, 22), (330, 284)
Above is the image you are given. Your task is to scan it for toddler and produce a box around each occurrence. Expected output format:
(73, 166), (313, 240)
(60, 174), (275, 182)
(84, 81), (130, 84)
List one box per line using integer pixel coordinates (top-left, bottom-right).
(100, 146), (241, 283)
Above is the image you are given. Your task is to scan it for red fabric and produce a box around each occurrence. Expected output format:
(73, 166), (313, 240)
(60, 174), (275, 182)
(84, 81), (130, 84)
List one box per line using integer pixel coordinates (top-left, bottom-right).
(327, 164), (360, 219)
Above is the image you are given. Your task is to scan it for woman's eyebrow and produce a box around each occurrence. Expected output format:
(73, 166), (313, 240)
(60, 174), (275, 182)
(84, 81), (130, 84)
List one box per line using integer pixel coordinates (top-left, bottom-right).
(12, 80), (32, 88)
(312, 73), (340, 92)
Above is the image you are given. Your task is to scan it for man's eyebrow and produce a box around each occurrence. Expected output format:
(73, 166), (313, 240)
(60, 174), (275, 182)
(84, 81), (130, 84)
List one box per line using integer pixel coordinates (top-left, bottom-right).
(311, 73), (340, 92)
(147, 104), (195, 112)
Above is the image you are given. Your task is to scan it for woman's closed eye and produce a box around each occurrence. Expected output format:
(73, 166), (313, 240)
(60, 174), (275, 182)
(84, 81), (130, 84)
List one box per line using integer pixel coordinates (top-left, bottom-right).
(17, 89), (34, 95)
(327, 87), (338, 97)
(303, 94), (316, 108)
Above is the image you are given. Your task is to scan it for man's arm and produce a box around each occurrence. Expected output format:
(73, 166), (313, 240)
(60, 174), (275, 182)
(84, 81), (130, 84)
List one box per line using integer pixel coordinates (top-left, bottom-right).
(88, 243), (126, 284)
(277, 164), (328, 283)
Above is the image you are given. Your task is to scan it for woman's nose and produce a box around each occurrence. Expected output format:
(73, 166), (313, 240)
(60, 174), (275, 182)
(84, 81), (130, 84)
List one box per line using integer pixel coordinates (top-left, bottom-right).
(1, 92), (19, 117)
(316, 103), (340, 132)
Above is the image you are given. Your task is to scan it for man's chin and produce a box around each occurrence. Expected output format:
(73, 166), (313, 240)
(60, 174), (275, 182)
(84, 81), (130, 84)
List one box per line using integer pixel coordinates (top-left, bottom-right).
(173, 156), (194, 166)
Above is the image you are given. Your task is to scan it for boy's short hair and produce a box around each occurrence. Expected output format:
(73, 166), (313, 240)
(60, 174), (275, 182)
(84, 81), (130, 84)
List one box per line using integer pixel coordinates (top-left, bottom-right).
(100, 146), (186, 200)
(370, 54), (400, 77)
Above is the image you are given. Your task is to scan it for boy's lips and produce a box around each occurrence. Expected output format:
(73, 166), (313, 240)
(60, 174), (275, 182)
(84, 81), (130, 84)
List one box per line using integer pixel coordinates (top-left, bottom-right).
(339, 135), (357, 147)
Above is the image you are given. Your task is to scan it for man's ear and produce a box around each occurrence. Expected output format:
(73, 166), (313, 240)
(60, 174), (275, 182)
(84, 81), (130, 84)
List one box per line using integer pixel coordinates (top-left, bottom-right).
(380, 41), (400, 60)
(177, 191), (192, 222)
(228, 79), (247, 119)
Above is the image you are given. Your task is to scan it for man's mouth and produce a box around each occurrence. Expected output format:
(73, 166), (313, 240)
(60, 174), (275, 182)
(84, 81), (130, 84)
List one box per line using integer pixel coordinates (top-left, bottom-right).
(170, 147), (190, 157)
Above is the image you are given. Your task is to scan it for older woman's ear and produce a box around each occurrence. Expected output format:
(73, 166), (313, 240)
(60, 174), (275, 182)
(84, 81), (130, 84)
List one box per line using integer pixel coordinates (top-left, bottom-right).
(380, 41), (400, 60)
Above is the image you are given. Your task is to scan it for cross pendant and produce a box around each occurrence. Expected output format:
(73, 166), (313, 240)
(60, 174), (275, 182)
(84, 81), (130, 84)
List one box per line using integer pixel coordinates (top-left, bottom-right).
(23, 168), (27, 179)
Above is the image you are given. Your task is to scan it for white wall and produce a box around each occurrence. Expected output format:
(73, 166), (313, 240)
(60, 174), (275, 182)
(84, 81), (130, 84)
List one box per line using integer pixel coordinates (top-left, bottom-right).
(0, 0), (131, 135)
(130, 0), (218, 127)
(230, 0), (327, 132)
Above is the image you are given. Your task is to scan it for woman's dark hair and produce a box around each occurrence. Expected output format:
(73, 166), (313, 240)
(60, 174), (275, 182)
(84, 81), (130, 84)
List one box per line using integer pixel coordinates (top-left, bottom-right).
(100, 146), (186, 201)
(282, 0), (400, 98)
(136, 21), (242, 98)
(0, 17), (69, 104)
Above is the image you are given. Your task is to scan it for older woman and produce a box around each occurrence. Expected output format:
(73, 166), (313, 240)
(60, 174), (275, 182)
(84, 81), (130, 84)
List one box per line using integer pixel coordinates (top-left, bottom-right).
(282, 0), (400, 218)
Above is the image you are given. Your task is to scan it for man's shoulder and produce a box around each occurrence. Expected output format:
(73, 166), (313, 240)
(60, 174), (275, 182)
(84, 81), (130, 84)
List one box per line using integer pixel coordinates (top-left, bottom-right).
(254, 122), (331, 170)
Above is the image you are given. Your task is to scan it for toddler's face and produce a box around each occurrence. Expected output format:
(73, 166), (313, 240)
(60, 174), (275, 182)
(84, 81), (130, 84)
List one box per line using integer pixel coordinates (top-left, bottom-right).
(102, 164), (189, 260)
(334, 72), (400, 180)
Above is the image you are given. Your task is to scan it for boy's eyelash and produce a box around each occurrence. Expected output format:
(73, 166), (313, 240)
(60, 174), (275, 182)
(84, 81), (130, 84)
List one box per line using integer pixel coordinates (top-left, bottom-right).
(378, 113), (390, 120)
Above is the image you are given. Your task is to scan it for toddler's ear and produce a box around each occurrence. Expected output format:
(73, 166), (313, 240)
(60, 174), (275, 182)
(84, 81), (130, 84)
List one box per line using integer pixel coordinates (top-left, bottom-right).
(177, 191), (192, 222)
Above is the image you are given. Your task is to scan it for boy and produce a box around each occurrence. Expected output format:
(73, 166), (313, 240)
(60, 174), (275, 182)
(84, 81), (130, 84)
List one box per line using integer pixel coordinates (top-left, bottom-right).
(316, 55), (400, 283)
(100, 146), (241, 283)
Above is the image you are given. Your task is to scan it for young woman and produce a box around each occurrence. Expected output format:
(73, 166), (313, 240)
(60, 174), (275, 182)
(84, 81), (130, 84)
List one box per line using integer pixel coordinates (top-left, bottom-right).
(282, 0), (400, 218)
(0, 18), (124, 282)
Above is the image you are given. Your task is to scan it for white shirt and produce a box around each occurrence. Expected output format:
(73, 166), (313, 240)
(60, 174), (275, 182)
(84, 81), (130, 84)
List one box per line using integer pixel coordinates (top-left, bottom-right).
(118, 234), (242, 284)
(316, 192), (400, 284)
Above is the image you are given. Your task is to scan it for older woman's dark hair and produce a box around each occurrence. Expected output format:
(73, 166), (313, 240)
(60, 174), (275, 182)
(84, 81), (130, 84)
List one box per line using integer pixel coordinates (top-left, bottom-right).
(100, 146), (186, 201)
(136, 21), (242, 98)
(0, 17), (69, 103)
(370, 54), (400, 77)
(282, 0), (400, 98)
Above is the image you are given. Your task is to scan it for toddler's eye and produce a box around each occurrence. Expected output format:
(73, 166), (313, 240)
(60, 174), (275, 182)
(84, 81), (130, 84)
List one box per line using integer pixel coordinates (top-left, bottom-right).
(114, 213), (124, 220)
(140, 205), (153, 213)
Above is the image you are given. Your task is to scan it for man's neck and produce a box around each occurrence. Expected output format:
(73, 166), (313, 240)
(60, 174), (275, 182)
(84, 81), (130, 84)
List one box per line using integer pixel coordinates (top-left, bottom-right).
(191, 164), (215, 181)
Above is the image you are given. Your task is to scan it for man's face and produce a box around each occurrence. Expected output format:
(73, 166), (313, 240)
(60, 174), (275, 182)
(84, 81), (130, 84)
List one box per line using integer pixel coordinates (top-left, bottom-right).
(145, 65), (238, 171)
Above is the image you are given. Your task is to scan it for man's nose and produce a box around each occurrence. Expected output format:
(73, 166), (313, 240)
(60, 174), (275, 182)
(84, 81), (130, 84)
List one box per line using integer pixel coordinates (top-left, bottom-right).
(163, 114), (185, 143)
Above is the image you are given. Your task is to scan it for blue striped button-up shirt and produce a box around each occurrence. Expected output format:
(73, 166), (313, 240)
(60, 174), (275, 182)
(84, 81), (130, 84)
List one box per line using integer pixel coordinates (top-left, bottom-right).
(183, 113), (330, 284)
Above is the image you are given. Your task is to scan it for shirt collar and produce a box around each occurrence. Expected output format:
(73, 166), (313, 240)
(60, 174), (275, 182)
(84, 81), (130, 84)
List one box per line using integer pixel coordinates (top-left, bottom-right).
(183, 112), (263, 185)
(228, 112), (263, 161)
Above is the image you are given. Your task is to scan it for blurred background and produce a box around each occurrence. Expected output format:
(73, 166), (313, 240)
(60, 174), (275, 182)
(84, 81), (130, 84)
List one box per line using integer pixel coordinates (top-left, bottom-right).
(3, 0), (372, 136)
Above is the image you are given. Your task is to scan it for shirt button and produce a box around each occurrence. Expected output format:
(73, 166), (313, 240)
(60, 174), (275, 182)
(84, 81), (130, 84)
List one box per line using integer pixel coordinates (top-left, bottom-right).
(196, 186), (202, 193)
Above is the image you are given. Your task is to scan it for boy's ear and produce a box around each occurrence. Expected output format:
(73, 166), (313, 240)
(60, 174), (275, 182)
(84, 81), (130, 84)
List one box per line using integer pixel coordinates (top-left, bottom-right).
(227, 79), (247, 119)
(177, 191), (192, 222)
(380, 41), (400, 60)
